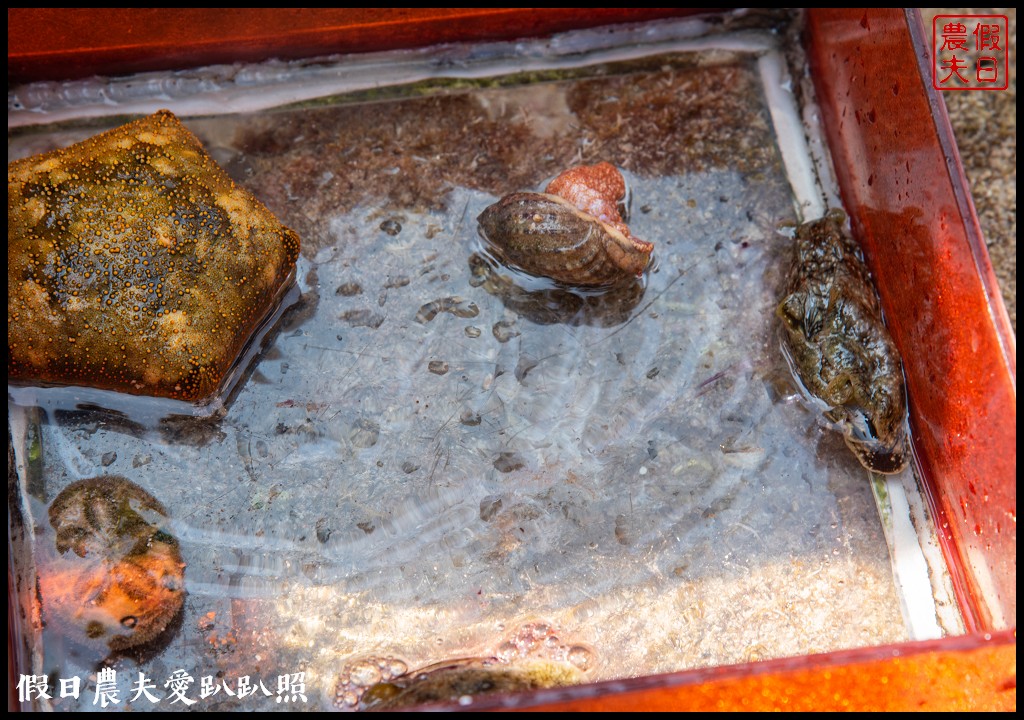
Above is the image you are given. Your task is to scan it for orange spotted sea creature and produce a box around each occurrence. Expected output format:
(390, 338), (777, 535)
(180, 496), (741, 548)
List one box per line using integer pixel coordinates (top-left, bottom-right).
(7, 110), (300, 402)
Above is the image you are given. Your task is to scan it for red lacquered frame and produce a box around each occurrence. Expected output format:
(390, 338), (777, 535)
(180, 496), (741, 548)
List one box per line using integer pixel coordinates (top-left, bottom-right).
(806, 7), (1016, 635)
(6, 8), (697, 83)
(7, 7), (1015, 712)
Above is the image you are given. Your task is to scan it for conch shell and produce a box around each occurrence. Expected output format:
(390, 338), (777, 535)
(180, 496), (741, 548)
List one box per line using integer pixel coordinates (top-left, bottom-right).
(477, 162), (653, 286)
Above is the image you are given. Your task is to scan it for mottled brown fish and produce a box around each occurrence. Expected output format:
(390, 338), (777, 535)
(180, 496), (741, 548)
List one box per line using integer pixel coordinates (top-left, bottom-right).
(776, 211), (909, 474)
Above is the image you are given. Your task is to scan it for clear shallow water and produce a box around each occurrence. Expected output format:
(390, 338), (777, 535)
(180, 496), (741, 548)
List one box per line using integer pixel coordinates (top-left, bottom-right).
(9, 17), (920, 711)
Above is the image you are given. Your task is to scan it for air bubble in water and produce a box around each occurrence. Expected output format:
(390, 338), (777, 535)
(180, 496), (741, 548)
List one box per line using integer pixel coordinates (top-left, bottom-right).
(379, 219), (402, 236)
(349, 660), (382, 687)
(495, 640), (518, 663)
(383, 658), (408, 677)
(334, 655), (409, 710)
(567, 645), (595, 671)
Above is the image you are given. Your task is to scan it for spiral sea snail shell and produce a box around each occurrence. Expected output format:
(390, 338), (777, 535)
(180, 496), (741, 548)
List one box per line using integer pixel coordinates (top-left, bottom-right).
(477, 162), (654, 287)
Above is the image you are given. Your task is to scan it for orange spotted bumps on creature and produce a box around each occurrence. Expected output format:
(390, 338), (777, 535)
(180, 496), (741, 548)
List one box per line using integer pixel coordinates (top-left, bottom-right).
(7, 110), (300, 403)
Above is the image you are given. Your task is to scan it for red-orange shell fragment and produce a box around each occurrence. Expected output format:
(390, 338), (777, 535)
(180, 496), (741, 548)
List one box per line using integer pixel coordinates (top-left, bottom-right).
(7, 109), (300, 402)
(545, 162), (625, 225)
(38, 476), (185, 654)
(545, 162), (653, 258)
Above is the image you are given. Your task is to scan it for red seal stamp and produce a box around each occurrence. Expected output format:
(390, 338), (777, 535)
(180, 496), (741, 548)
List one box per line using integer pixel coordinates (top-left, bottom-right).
(932, 14), (1010, 90)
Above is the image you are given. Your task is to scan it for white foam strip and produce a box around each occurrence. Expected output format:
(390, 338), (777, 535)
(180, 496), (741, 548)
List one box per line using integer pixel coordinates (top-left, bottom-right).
(757, 50), (824, 222)
(9, 18), (775, 128)
(898, 468), (968, 634)
(871, 472), (945, 640)
(6, 404), (48, 683)
(797, 80), (844, 218)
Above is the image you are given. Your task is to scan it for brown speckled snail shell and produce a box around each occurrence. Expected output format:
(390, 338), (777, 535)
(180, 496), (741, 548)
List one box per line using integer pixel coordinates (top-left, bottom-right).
(477, 162), (654, 287)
